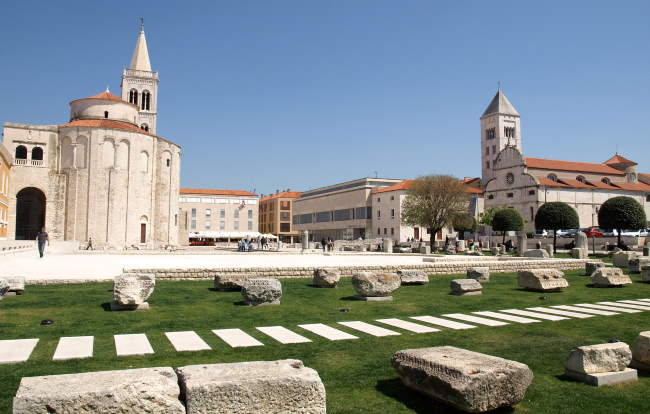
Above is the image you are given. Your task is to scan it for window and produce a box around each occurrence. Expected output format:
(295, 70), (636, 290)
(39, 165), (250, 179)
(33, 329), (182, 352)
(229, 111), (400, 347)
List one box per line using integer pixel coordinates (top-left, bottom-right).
(248, 209), (253, 219)
(377, 210), (381, 218)
(191, 220), (196, 229)
(530, 207), (534, 221)
(384, 228), (387, 235)
(280, 201), (291, 210)
(377, 197), (380, 202)
(486, 146), (489, 155)
(234, 221), (240, 230)
(31, 147), (43, 161)
(576, 175), (585, 183)
(377, 228), (381, 235)
(488, 194), (494, 200)
(334, 209), (351, 221)
(390, 195), (394, 201)
(166, 159), (170, 167)
(248, 221), (253, 231)
(492, 145), (496, 154)
(366, 207), (372, 219)
(129, 89), (138, 105)
(391, 228), (394, 235)
(486, 128), (496, 140)
(205, 208), (212, 217)
(316, 211), (331, 223)
(141, 90), (151, 110)
(504, 126), (516, 138)
(601, 177), (611, 185)
(646, 195), (650, 202)
(174, 214), (178, 226)
(220, 209), (225, 218)
(219, 221), (225, 230)
(507, 192), (514, 198)
(234, 209), (240, 218)
(15, 145), (27, 159)
(205, 221), (211, 229)
(280, 223), (290, 232)
(506, 173), (514, 185)
(529, 190), (535, 195)
(486, 161), (490, 169)
(104, 111), (109, 118)
(391, 209), (395, 218)
(547, 174), (558, 182)
(191, 208), (196, 218)
(140, 123), (149, 132)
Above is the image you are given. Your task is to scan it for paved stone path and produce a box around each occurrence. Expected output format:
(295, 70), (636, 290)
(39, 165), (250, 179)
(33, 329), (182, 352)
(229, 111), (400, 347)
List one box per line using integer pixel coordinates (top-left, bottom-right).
(53, 336), (93, 360)
(1, 297), (649, 364)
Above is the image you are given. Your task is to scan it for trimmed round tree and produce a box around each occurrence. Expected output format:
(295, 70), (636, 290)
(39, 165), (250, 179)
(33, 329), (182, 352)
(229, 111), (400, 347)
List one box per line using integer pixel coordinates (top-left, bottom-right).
(534, 202), (579, 253)
(598, 196), (647, 247)
(492, 208), (524, 245)
(452, 213), (477, 240)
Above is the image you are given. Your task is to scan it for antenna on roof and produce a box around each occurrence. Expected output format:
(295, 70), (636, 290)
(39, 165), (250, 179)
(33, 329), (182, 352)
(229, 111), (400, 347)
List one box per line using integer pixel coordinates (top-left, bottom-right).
(140, 17), (145, 31)
(497, 81), (501, 91)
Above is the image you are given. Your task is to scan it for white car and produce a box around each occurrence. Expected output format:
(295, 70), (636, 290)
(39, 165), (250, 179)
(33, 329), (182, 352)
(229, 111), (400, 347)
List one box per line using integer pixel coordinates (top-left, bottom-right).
(533, 230), (548, 238)
(621, 229), (648, 237)
(602, 229), (619, 237)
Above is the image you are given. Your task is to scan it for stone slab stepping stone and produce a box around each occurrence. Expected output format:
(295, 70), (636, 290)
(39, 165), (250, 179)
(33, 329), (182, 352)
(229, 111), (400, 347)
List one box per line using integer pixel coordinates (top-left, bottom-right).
(165, 331), (212, 352)
(212, 328), (263, 347)
(615, 300), (650, 308)
(637, 299), (650, 302)
(601, 301), (650, 310)
(527, 307), (594, 319)
(376, 318), (440, 333)
(114, 334), (154, 356)
(499, 309), (568, 321)
(410, 316), (476, 330)
(441, 313), (509, 327)
(256, 326), (312, 344)
(53, 336), (94, 360)
(0, 339), (39, 364)
(573, 303), (641, 313)
(297, 324), (358, 341)
(550, 305), (618, 316)
(338, 321), (400, 337)
(472, 311), (540, 324)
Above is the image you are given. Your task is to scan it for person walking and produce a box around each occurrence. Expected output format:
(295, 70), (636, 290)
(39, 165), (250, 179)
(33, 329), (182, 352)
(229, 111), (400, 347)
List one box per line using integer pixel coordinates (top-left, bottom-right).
(36, 227), (50, 258)
(86, 237), (94, 250)
(321, 238), (327, 252)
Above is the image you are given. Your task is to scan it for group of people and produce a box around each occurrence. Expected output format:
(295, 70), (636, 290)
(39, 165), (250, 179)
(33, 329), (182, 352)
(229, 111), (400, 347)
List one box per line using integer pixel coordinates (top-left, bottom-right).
(237, 238), (254, 252)
(320, 237), (334, 252)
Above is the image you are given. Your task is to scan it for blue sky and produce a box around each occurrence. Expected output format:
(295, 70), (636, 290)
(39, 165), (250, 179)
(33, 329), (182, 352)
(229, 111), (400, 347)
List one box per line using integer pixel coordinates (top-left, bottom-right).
(1, 1), (648, 195)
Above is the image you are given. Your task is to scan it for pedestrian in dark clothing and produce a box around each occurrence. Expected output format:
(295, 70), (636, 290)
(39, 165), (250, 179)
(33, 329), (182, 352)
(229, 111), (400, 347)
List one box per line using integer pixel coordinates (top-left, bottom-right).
(36, 227), (49, 258)
(321, 238), (327, 252)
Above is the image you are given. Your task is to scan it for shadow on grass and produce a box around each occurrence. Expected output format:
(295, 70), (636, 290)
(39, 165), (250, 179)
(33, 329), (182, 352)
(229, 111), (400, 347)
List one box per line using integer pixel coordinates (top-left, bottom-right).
(208, 287), (240, 292)
(100, 302), (112, 312)
(585, 284), (624, 289)
(375, 378), (514, 414)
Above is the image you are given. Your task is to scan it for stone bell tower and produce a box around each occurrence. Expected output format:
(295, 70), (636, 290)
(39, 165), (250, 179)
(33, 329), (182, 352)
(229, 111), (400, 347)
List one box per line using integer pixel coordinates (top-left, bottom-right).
(120, 19), (159, 134)
(480, 89), (521, 183)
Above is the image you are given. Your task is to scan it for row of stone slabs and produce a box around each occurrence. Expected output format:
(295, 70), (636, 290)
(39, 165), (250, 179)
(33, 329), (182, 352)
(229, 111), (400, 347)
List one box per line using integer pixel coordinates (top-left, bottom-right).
(2, 298), (650, 364)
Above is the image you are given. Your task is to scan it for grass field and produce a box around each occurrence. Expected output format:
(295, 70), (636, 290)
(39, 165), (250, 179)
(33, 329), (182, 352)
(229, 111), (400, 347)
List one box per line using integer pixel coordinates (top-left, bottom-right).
(1, 265), (649, 413)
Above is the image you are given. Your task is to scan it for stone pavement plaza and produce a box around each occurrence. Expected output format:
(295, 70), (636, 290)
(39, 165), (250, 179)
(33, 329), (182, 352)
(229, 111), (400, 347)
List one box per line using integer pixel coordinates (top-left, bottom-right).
(0, 251), (432, 282)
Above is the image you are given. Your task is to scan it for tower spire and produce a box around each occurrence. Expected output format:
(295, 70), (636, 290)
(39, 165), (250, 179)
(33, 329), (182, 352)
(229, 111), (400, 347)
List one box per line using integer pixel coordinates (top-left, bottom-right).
(129, 19), (152, 71)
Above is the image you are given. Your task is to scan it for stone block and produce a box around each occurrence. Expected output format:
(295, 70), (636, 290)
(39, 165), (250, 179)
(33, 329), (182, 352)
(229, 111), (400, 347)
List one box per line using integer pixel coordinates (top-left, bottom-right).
(642, 265), (650, 282)
(523, 249), (549, 258)
(466, 267), (490, 282)
(213, 274), (251, 290)
(631, 331), (650, 366)
(5, 276), (25, 293)
(419, 245), (431, 254)
(585, 261), (612, 276)
(450, 279), (482, 296)
(591, 267), (632, 287)
(176, 359), (326, 414)
(312, 268), (340, 288)
(628, 257), (650, 273)
(612, 251), (638, 268)
(242, 278), (282, 306)
(113, 273), (154, 307)
(575, 231), (588, 250)
(517, 269), (569, 291)
(391, 346), (533, 413)
(571, 248), (587, 259)
(490, 246), (499, 255)
(0, 279), (9, 297)
(564, 368), (638, 387)
(564, 342), (632, 374)
(12, 367), (185, 413)
(544, 244), (554, 258)
(352, 272), (400, 297)
(397, 270), (429, 285)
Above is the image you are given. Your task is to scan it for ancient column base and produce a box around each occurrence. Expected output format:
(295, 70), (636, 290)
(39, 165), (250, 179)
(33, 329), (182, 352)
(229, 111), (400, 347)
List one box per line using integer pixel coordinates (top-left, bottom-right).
(564, 368), (637, 387)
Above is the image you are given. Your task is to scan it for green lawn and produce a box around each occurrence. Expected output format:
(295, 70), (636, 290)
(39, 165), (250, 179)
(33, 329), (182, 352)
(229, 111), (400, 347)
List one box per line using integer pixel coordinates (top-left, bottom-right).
(1, 267), (649, 413)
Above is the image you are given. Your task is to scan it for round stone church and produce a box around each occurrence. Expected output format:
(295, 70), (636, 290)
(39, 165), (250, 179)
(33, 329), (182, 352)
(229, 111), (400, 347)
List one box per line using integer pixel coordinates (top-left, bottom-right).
(2, 25), (181, 248)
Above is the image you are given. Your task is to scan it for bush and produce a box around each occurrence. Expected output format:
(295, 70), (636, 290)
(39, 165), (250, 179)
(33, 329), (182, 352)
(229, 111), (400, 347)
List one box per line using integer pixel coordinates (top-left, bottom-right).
(598, 196), (646, 245)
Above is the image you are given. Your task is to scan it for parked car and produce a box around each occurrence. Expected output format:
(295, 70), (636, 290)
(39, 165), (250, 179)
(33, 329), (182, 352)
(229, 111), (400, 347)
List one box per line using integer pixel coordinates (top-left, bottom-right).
(583, 227), (604, 238)
(556, 229), (577, 238)
(621, 229), (649, 237)
(533, 230), (548, 238)
(602, 229), (619, 237)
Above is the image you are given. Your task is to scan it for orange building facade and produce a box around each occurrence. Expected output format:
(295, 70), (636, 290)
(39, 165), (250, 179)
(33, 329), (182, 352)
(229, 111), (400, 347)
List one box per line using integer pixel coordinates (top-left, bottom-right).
(259, 191), (301, 243)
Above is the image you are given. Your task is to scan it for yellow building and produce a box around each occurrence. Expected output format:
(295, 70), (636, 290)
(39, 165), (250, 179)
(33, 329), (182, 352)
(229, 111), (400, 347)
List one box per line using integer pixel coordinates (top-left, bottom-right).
(0, 142), (11, 240)
(259, 191), (301, 243)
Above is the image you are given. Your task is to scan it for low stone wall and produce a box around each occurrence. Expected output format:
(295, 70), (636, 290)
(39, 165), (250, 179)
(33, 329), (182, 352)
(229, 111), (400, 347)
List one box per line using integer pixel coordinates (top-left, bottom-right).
(126, 258), (589, 281)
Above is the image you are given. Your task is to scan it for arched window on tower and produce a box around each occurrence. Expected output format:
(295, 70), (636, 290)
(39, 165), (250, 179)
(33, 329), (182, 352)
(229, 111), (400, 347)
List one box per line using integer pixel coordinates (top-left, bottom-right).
(547, 174), (558, 182)
(129, 89), (138, 106)
(31, 147), (43, 161)
(140, 123), (149, 132)
(15, 145), (27, 159)
(141, 90), (150, 111)
(104, 111), (109, 119)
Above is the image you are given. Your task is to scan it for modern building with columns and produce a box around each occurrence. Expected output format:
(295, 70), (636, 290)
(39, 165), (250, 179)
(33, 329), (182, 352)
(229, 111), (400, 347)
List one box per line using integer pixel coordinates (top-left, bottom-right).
(0, 24), (181, 247)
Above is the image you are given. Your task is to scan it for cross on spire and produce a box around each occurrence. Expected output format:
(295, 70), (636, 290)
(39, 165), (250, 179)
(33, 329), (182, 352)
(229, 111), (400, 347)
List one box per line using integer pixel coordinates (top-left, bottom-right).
(140, 17), (144, 31)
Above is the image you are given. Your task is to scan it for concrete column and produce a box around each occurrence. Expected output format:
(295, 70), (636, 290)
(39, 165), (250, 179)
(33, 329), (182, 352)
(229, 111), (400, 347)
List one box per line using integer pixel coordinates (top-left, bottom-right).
(383, 237), (393, 253)
(301, 230), (309, 250)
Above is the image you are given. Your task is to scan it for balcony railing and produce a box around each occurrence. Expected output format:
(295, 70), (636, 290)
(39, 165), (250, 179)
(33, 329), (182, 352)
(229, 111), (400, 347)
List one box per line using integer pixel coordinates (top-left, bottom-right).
(13, 159), (44, 167)
(14, 159), (27, 166)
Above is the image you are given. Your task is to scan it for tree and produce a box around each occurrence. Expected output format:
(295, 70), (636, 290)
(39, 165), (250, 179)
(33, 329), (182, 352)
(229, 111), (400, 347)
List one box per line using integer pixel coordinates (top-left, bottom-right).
(452, 213), (477, 240)
(598, 196), (647, 247)
(534, 202), (579, 253)
(492, 208), (524, 244)
(479, 206), (501, 226)
(401, 175), (470, 249)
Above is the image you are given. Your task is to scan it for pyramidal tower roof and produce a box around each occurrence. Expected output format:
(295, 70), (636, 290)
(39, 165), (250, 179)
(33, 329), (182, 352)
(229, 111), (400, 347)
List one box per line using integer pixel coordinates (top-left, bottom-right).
(481, 89), (519, 117)
(129, 23), (152, 72)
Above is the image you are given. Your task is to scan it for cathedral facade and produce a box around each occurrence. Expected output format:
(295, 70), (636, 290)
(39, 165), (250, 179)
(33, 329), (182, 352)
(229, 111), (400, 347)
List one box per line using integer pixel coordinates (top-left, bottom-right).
(1, 25), (181, 248)
(481, 90), (650, 232)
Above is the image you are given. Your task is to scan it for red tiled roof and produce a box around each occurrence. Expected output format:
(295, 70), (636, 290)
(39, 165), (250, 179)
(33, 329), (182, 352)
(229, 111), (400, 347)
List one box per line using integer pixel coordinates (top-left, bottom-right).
(89, 91), (125, 102)
(373, 179), (484, 195)
(260, 191), (301, 202)
(604, 154), (637, 166)
(614, 182), (650, 191)
(558, 178), (596, 189)
(525, 157), (624, 175)
(180, 188), (258, 197)
(59, 119), (149, 134)
(639, 173), (650, 184)
(537, 177), (650, 192)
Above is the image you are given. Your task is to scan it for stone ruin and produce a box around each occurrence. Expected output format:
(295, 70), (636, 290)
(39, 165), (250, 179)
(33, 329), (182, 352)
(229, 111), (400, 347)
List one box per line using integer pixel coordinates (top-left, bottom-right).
(0, 278), (9, 299)
(628, 257), (650, 273)
(397, 270), (428, 285)
(590, 267), (632, 287)
(450, 279), (482, 296)
(642, 265), (650, 283)
(585, 261), (612, 276)
(612, 251), (639, 268)
(466, 267), (489, 283)
(523, 249), (549, 258)
(241, 278), (282, 306)
(631, 331), (650, 371)
(571, 247), (587, 259)
(564, 342), (637, 386)
(517, 269), (569, 292)
(351, 272), (400, 301)
(111, 273), (155, 310)
(312, 268), (341, 288)
(391, 346), (533, 412)
(213, 274), (252, 291)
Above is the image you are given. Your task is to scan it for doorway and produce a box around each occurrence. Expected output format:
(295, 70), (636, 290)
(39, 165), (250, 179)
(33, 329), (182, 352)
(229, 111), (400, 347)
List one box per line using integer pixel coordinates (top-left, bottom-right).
(15, 187), (46, 240)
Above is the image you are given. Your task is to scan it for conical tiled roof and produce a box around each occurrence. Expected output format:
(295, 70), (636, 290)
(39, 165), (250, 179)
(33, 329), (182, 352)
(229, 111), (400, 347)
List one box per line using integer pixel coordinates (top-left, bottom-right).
(604, 154), (637, 166)
(129, 26), (152, 71)
(482, 90), (520, 117)
(88, 90), (124, 102)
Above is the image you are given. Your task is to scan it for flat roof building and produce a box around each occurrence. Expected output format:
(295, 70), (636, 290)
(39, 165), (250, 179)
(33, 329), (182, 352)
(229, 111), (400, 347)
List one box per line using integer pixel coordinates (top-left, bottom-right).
(259, 191), (301, 243)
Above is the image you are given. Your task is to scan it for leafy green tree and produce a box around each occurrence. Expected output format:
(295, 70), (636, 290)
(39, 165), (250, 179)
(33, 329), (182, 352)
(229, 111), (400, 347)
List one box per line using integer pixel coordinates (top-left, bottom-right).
(598, 196), (647, 246)
(492, 208), (524, 244)
(452, 213), (477, 240)
(534, 202), (579, 253)
(479, 206), (502, 226)
(401, 175), (469, 249)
